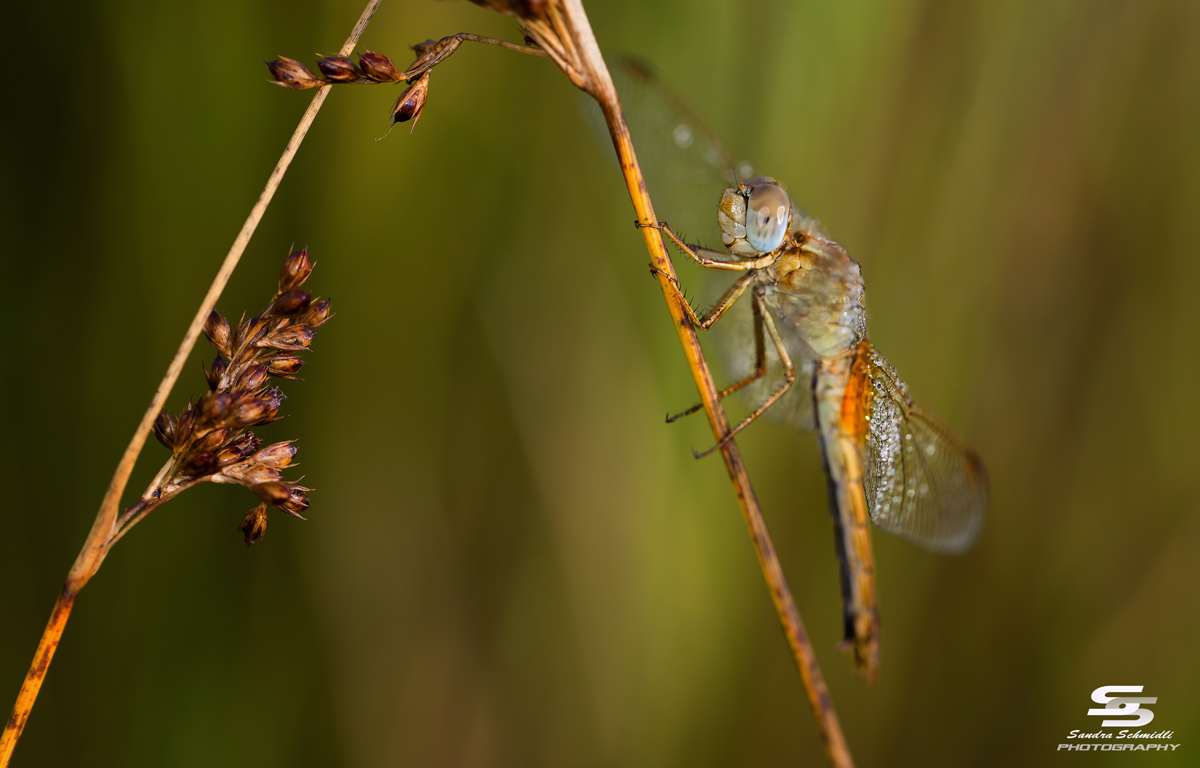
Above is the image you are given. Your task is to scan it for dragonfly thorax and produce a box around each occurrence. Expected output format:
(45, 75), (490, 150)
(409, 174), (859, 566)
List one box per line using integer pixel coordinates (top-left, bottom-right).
(763, 236), (868, 359)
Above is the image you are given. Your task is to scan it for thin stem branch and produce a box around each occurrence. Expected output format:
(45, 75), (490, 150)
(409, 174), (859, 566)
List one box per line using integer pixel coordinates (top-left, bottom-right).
(0, 3), (382, 764)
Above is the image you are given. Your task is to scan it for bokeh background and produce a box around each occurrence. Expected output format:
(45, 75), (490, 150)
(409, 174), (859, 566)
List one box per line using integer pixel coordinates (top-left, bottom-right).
(3, 0), (1199, 765)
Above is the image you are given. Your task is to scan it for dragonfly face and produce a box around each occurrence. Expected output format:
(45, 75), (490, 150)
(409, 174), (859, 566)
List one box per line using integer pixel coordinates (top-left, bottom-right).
(717, 177), (793, 256)
(612, 61), (987, 681)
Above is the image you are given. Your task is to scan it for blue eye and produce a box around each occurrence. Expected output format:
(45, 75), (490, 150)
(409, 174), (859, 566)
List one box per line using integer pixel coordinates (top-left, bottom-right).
(746, 183), (790, 253)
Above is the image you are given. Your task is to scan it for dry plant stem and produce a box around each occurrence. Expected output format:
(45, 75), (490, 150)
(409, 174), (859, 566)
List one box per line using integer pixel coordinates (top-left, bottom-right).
(454, 2), (855, 766)
(0, 3), (380, 764)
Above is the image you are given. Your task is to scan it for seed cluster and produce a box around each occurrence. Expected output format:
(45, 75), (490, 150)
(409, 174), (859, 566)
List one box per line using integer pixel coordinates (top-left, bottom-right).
(152, 247), (332, 545)
(265, 49), (430, 131)
(265, 51), (404, 89)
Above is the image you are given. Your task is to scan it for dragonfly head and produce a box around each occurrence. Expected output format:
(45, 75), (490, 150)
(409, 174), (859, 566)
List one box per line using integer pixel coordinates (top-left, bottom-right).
(718, 177), (793, 257)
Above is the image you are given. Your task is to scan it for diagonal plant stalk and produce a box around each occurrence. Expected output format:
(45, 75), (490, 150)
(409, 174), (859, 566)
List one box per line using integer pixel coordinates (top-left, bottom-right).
(0, 2), (381, 764)
(338, 2), (852, 765)
(564, 25), (854, 768)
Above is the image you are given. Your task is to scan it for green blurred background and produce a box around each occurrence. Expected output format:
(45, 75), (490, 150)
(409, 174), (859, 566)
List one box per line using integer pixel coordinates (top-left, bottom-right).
(3, 0), (1199, 765)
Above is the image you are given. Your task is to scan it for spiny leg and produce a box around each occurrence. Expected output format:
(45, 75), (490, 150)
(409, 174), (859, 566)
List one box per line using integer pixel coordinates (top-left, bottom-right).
(666, 287), (767, 422)
(692, 289), (796, 459)
(636, 221), (777, 271)
(650, 265), (757, 331)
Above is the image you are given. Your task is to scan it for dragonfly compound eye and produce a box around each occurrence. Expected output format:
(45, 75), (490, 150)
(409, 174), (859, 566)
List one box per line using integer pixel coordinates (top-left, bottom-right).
(746, 183), (791, 253)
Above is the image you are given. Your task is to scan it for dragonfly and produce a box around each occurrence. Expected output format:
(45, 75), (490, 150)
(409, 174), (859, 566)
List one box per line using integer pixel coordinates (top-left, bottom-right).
(612, 61), (987, 681)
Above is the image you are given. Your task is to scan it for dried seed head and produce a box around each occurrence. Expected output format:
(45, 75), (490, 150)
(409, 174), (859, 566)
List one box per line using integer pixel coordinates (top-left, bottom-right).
(173, 408), (195, 448)
(358, 50), (401, 82)
(217, 433), (262, 466)
(235, 315), (271, 350)
(271, 290), (313, 317)
(153, 410), (177, 449)
(236, 364), (270, 393)
(200, 393), (234, 424)
(316, 55), (361, 83)
(149, 247), (332, 542)
(391, 72), (430, 133)
(237, 504), (270, 546)
(263, 327), (316, 350)
(280, 487), (310, 519)
(267, 357), (305, 377)
(226, 464), (285, 486)
(252, 481), (292, 505)
(279, 247), (314, 292)
(204, 355), (227, 390)
(265, 56), (324, 89)
(204, 311), (232, 356)
(302, 300), (333, 328)
(183, 450), (218, 476)
(253, 442), (297, 468)
(230, 396), (277, 427)
(193, 426), (229, 453)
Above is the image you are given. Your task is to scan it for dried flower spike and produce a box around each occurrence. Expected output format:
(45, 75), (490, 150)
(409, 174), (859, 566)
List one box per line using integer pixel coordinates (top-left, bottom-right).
(265, 56), (324, 89)
(392, 72), (430, 133)
(149, 246), (333, 543)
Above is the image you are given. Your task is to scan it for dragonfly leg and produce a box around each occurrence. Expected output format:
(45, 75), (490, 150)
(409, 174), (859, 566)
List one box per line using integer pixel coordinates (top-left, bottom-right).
(636, 221), (777, 271)
(666, 287), (766, 423)
(653, 266), (757, 332)
(692, 290), (795, 459)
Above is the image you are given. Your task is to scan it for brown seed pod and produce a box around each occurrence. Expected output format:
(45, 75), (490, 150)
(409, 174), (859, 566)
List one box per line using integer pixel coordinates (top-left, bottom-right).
(391, 72), (430, 133)
(358, 50), (401, 82)
(302, 300), (333, 328)
(265, 327), (316, 350)
(237, 504), (270, 546)
(279, 247), (314, 292)
(268, 357), (305, 377)
(235, 364), (270, 393)
(316, 55), (361, 83)
(251, 481), (293, 505)
(216, 433), (263, 466)
(182, 451), (218, 477)
(253, 442), (297, 468)
(193, 427), (229, 453)
(200, 393), (234, 424)
(204, 355), (227, 390)
(153, 410), (177, 450)
(204, 311), (232, 356)
(271, 290), (313, 317)
(265, 56), (324, 89)
(279, 487), (311, 519)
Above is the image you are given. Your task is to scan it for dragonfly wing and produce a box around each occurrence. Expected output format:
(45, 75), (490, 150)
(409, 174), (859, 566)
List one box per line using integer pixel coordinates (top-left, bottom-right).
(610, 59), (747, 252)
(862, 346), (987, 553)
(722, 293), (819, 430)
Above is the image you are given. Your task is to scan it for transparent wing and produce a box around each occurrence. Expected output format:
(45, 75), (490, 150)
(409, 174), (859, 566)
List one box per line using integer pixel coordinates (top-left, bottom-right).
(862, 345), (987, 553)
(610, 59), (750, 252)
(723, 294), (819, 430)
